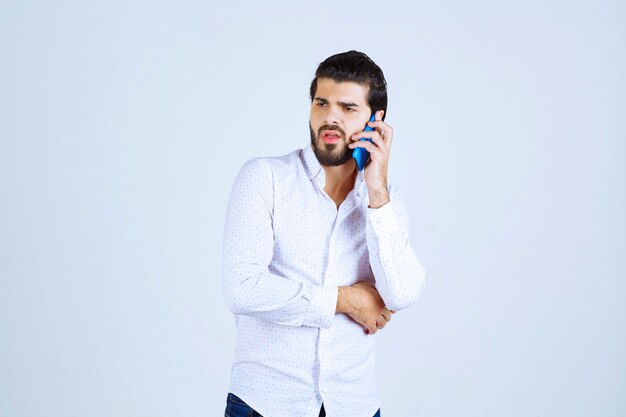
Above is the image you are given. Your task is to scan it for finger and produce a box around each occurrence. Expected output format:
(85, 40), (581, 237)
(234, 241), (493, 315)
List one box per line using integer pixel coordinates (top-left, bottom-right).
(366, 120), (388, 132)
(376, 320), (386, 330)
(370, 319), (380, 333)
(350, 133), (387, 157)
(368, 132), (387, 150)
(350, 130), (382, 142)
(381, 310), (392, 322)
(348, 139), (380, 156)
(350, 130), (391, 151)
(366, 119), (391, 132)
(350, 140), (387, 164)
(367, 120), (393, 147)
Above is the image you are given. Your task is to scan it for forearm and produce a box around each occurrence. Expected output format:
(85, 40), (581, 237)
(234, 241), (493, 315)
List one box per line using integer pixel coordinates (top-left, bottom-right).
(368, 241), (425, 311)
(366, 199), (426, 312)
(224, 266), (338, 328)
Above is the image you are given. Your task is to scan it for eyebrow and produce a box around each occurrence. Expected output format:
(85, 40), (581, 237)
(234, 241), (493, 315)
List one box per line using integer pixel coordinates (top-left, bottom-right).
(314, 97), (361, 108)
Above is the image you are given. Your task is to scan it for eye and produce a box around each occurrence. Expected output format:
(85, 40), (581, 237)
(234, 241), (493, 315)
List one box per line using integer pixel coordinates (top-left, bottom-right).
(317, 102), (327, 107)
(344, 107), (354, 112)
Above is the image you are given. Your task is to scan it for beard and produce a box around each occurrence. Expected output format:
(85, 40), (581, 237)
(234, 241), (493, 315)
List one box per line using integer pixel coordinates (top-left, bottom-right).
(309, 122), (354, 166)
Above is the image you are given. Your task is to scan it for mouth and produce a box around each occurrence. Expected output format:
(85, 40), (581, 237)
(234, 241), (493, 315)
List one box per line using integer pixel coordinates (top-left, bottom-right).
(321, 130), (342, 144)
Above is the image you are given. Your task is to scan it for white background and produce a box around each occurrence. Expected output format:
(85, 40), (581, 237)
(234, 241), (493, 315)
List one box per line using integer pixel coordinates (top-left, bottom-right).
(1, 1), (624, 416)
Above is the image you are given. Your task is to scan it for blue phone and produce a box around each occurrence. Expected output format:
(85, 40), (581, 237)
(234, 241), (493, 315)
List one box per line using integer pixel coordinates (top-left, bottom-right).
(353, 114), (376, 171)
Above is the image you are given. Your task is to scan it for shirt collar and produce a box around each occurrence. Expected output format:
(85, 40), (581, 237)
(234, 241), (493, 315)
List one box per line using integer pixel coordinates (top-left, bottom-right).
(302, 143), (323, 180)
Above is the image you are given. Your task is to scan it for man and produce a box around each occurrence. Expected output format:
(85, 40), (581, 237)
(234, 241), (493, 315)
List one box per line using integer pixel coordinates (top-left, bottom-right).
(222, 50), (426, 417)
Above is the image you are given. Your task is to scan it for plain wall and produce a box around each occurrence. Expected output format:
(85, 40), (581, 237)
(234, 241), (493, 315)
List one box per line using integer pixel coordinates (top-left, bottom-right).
(1, 1), (624, 416)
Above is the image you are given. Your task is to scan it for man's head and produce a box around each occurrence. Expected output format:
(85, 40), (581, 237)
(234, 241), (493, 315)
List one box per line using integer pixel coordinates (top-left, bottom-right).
(309, 50), (388, 166)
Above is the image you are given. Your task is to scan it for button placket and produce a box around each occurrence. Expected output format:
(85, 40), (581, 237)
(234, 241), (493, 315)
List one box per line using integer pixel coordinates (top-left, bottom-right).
(318, 203), (340, 398)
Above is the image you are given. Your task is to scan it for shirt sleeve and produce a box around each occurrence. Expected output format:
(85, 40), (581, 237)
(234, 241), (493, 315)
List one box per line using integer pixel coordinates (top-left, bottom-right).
(365, 184), (426, 312)
(222, 158), (338, 328)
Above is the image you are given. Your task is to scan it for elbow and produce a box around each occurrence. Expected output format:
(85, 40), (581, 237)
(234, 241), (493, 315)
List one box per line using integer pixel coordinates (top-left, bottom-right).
(223, 282), (250, 315)
(223, 286), (241, 315)
(383, 265), (426, 312)
(223, 281), (241, 315)
(223, 270), (260, 315)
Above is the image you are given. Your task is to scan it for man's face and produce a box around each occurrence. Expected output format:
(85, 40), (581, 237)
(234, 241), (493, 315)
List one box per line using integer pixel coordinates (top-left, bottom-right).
(309, 78), (372, 166)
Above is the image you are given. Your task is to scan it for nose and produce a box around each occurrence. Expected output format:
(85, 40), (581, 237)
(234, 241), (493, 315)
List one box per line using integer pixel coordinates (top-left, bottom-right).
(323, 105), (341, 126)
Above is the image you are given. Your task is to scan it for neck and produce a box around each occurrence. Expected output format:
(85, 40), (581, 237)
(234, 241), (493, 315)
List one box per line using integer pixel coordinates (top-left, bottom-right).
(322, 160), (358, 195)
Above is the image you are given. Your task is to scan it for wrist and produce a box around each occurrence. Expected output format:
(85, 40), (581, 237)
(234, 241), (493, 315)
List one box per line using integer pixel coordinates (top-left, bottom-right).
(368, 188), (390, 209)
(336, 286), (355, 314)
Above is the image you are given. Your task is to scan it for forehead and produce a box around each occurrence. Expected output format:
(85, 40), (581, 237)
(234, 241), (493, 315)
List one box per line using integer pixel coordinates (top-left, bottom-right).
(314, 78), (369, 105)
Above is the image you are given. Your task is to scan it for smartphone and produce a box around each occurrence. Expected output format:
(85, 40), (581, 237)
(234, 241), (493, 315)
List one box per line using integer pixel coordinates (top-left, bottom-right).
(352, 113), (377, 171)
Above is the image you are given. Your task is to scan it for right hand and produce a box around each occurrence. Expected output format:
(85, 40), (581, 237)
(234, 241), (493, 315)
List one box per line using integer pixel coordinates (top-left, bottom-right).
(346, 282), (395, 335)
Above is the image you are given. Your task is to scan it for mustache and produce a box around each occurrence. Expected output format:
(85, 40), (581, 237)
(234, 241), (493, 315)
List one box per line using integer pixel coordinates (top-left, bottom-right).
(318, 125), (345, 138)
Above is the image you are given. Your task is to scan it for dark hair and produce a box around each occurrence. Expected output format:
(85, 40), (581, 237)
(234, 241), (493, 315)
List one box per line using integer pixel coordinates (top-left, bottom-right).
(309, 50), (388, 121)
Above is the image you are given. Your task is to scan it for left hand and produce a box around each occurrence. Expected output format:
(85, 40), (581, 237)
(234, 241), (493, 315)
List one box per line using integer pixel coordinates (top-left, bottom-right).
(348, 109), (393, 208)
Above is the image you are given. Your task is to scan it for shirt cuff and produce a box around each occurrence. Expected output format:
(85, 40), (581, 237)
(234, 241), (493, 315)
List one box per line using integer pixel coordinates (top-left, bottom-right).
(302, 285), (338, 328)
(367, 200), (401, 235)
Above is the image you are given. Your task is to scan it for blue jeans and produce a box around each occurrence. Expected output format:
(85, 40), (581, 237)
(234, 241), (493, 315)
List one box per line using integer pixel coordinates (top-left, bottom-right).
(225, 392), (381, 417)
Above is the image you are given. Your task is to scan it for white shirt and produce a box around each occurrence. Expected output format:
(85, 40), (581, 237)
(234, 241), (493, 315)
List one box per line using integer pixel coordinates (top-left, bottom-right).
(222, 144), (426, 417)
